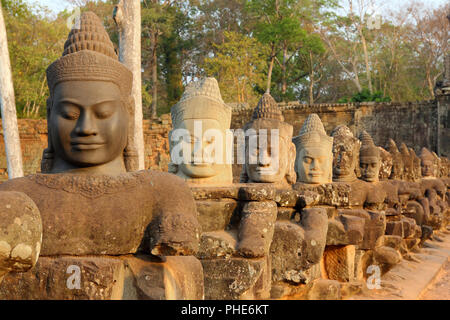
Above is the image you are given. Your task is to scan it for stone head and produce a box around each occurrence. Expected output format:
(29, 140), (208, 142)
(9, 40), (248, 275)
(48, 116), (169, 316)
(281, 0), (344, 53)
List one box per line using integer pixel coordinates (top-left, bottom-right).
(409, 148), (422, 181)
(331, 125), (360, 182)
(399, 143), (413, 181)
(293, 114), (333, 184)
(420, 147), (435, 178)
(43, 12), (137, 175)
(432, 152), (441, 177)
(240, 93), (296, 185)
(378, 147), (393, 181)
(359, 131), (380, 183)
(169, 78), (233, 184)
(387, 139), (404, 180)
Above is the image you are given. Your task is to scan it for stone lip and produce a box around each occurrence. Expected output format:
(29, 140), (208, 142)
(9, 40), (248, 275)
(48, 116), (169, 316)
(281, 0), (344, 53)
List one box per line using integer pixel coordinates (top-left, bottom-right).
(190, 183), (320, 209)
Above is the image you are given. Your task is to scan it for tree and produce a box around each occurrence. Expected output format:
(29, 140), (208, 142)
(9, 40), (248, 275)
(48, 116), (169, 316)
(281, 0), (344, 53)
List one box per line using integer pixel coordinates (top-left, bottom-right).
(246, 0), (306, 93)
(0, 0), (23, 178)
(114, 0), (145, 170)
(203, 31), (267, 105)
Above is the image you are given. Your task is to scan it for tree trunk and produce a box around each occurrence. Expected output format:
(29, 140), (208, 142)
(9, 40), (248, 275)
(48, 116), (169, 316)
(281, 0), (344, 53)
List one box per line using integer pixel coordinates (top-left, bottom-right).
(281, 41), (287, 95)
(308, 52), (314, 104)
(359, 27), (373, 94)
(0, 3), (23, 179)
(266, 44), (275, 93)
(114, 0), (145, 170)
(151, 32), (158, 119)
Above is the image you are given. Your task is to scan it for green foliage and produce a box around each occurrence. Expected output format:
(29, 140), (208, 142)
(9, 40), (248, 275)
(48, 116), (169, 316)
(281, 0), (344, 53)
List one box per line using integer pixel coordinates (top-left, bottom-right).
(1, 0), (447, 118)
(203, 31), (268, 106)
(2, 0), (67, 118)
(340, 89), (391, 103)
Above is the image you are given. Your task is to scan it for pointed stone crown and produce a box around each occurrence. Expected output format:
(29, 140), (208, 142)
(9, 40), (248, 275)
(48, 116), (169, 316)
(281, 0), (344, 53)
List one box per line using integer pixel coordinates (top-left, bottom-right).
(171, 77), (232, 129)
(331, 125), (360, 157)
(46, 11), (132, 97)
(400, 143), (410, 157)
(252, 93), (284, 121)
(245, 93), (292, 138)
(293, 114), (333, 149)
(379, 147), (392, 162)
(387, 139), (399, 154)
(359, 131), (379, 157)
(420, 147), (434, 162)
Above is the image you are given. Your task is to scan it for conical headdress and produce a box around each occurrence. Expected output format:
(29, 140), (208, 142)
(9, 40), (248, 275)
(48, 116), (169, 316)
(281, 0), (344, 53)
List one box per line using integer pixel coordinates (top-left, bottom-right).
(387, 139), (399, 154)
(46, 12), (132, 97)
(293, 114), (333, 149)
(245, 93), (292, 137)
(252, 93), (284, 121)
(171, 77), (231, 129)
(420, 147), (434, 162)
(399, 143), (410, 157)
(359, 131), (379, 157)
(331, 125), (359, 148)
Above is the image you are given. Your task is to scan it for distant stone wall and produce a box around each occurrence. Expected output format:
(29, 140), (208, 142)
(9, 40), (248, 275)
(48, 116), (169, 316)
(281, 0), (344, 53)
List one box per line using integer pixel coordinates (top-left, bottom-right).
(232, 100), (447, 156)
(0, 115), (172, 181)
(0, 99), (448, 180)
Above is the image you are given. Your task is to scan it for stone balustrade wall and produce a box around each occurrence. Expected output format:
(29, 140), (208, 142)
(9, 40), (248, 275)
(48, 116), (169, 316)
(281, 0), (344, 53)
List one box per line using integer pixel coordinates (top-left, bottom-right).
(0, 99), (448, 181)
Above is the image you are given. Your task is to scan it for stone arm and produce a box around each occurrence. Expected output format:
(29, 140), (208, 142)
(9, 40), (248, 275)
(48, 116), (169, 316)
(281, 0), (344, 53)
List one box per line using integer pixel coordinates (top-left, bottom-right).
(0, 191), (42, 284)
(147, 172), (200, 257)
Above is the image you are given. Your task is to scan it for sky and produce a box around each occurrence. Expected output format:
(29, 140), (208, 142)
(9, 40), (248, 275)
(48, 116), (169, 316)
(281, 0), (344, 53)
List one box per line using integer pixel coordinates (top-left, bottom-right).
(25, 0), (449, 16)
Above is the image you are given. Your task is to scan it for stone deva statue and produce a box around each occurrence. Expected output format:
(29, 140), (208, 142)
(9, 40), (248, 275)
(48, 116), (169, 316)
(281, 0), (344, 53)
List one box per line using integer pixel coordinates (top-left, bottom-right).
(420, 147), (436, 179)
(359, 131), (381, 183)
(400, 143), (414, 181)
(409, 148), (422, 181)
(331, 125), (360, 182)
(240, 93), (296, 185)
(0, 12), (200, 258)
(378, 147), (393, 181)
(387, 139), (404, 180)
(169, 77), (233, 184)
(293, 114), (333, 184)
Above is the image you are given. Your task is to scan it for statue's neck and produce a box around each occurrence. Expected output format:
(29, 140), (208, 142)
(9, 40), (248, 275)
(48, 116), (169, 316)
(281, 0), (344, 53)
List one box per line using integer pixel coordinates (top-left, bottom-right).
(50, 156), (127, 175)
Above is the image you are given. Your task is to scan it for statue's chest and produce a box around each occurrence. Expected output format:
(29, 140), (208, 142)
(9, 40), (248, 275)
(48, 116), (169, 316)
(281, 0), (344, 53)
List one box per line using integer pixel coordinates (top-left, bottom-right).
(24, 174), (154, 256)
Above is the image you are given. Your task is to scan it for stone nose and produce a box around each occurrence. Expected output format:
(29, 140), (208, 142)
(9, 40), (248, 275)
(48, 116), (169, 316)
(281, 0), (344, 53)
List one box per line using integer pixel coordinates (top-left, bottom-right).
(75, 112), (98, 136)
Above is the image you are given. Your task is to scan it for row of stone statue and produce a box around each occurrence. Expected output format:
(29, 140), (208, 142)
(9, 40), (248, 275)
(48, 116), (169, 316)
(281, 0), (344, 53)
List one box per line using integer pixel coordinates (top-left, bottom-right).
(168, 77), (448, 186)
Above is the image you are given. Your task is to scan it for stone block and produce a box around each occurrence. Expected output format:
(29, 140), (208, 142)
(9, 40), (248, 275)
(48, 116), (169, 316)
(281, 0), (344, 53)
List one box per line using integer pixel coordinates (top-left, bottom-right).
(196, 199), (237, 232)
(383, 235), (403, 250)
(270, 221), (306, 282)
(373, 246), (402, 273)
(237, 201), (277, 258)
(385, 221), (404, 237)
(360, 211), (386, 250)
(323, 245), (355, 282)
(277, 207), (296, 221)
(0, 192), (42, 275)
(197, 230), (237, 259)
(0, 255), (204, 300)
(201, 257), (268, 300)
(326, 214), (365, 246)
(270, 208), (328, 283)
(305, 279), (341, 300)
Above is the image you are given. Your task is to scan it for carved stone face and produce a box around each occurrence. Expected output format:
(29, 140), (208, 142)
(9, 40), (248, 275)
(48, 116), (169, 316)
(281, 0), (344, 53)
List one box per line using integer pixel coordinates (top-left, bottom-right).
(297, 146), (332, 184)
(49, 81), (128, 173)
(360, 156), (381, 183)
(421, 160), (434, 178)
(333, 144), (358, 181)
(246, 134), (294, 184)
(177, 119), (225, 179)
